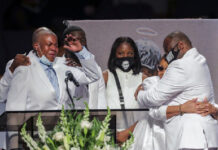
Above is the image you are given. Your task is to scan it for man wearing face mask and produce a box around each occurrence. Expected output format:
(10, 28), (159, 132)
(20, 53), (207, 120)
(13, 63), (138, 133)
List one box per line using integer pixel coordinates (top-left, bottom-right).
(136, 31), (218, 150)
(5, 27), (100, 111)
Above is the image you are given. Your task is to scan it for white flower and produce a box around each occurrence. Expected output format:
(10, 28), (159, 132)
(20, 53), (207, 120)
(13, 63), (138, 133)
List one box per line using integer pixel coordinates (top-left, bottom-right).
(42, 145), (50, 150)
(94, 145), (102, 150)
(81, 120), (92, 129)
(71, 147), (80, 150)
(104, 135), (111, 142)
(105, 144), (116, 150)
(53, 132), (64, 142)
(36, 114), (47, 143)
(94, 145), (118, 150)
(57, 145), (65, 150)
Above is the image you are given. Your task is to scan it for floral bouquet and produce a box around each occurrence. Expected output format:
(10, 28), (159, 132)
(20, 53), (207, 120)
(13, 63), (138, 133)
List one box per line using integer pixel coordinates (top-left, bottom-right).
(20, 103), (134, 150)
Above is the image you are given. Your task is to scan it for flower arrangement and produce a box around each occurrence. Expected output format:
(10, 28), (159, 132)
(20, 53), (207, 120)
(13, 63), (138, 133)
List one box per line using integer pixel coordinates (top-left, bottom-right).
(20, 103), (134, 150)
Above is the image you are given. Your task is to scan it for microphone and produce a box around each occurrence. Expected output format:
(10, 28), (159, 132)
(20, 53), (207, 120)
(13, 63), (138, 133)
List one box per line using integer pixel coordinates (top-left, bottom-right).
(65, 71), (80, 87)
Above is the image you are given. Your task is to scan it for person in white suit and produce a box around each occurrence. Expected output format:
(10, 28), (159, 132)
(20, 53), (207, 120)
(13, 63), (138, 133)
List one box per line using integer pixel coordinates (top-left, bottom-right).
(136, 31), (218, 150)
(5, 27), (100, 111)
(57, 25), (107, 109)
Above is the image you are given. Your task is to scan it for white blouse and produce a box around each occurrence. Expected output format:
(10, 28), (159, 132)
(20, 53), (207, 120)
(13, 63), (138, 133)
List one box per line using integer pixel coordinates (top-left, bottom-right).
(105, 68), (147, 130)
(106, 68), (142, 109)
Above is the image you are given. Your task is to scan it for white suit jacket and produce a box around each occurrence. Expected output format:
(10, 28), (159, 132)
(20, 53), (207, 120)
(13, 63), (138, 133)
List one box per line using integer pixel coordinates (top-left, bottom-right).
(138, 48), (218, 149)
(0, 60), (13, 102)
(6, 51), (100, 111)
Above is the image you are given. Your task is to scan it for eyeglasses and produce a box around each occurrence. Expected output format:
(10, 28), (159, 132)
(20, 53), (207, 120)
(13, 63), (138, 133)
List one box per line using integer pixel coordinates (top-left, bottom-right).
(157, 65), (164, 71)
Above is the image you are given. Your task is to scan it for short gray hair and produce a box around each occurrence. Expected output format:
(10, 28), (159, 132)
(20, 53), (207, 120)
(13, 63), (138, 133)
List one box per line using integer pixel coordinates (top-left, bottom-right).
(32, 27), (56, 43)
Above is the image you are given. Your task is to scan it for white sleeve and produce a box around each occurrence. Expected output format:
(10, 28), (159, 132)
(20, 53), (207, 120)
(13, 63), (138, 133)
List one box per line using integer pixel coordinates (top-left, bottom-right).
(88, 66), (107, 109)
(149, 105), (168, 121)
(97, 69), (107, 109)
(138, 61), (186, 107)
(76, 57), (100, 84)
(0, 60), (13, 102)
(75, 46), (92, 59)
(64, 52), (100, 85)
(60, 48), (100, 85)
(6, 66), (29, 111)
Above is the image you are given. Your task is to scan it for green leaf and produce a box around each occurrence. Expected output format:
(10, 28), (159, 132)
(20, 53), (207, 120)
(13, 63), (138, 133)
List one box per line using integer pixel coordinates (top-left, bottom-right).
(84, 127), (88, 137)
(79, 137), (84, 147)
(46, 137), (57, 150)
(91, 130), (95, 138)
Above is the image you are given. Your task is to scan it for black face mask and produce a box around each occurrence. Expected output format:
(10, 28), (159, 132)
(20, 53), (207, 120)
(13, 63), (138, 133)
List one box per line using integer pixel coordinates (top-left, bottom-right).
(166, 44), (180, 64)
(115, 57), (135, 72)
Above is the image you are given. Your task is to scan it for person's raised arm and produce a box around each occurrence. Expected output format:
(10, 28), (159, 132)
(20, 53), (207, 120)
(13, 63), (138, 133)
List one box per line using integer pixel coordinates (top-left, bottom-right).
(63, 34), (100, 84)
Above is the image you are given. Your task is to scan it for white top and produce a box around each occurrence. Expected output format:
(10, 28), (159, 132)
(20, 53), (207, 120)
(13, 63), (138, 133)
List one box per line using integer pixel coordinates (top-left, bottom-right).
(138, 48), (218, 149)
(106, 68), (147, 130)
(106, 68), (142, 109)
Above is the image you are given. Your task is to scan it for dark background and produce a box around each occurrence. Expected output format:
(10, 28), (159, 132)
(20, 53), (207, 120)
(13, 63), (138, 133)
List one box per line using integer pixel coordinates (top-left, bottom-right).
(1, 0), (218, 74)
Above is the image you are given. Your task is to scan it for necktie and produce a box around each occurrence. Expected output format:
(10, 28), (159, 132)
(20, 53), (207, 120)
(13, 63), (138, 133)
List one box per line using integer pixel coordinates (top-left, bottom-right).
(45, 66), (60, 101)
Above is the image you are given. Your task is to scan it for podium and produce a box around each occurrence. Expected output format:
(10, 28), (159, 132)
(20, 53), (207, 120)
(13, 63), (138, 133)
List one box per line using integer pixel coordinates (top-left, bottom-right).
(0, 109), (148, 149)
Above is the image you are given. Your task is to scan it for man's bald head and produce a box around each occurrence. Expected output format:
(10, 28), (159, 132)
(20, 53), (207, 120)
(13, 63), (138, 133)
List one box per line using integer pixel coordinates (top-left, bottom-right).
(163, 31), (192, 53)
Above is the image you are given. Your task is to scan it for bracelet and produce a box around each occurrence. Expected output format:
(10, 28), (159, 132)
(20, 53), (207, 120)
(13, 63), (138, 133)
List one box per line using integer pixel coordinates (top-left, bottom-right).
(179, 104), (183, 116)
